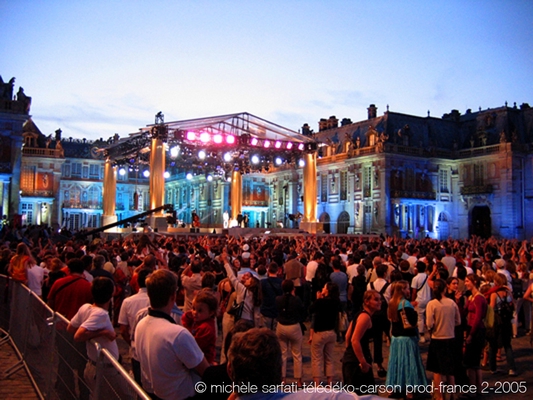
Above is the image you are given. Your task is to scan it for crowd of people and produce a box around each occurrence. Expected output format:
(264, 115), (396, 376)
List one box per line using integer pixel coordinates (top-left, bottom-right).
(2, 223), (533, 399)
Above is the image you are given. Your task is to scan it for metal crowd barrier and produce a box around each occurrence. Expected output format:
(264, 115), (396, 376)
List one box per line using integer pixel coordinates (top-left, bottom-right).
(0, 274), (150, 400)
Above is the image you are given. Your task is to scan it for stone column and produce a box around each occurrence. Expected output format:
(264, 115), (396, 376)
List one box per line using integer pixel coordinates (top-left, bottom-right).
(102, 158), (117, 227)
(231, 170), (242, 220)
(301, 152), (317, 233)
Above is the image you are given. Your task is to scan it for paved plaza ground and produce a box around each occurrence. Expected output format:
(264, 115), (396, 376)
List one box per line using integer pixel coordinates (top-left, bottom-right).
(2, 323), (533, 399)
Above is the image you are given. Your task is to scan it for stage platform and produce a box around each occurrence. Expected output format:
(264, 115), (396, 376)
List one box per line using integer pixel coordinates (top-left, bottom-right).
(98, 226), (379, 241)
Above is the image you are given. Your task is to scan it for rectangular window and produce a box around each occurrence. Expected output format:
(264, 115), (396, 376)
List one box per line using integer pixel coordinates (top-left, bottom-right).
(364, 167), (372, 197)
(321, 174), (328, 202)
(439, 169), (448, 193)
(82, 165), (89, 179)
(71, 163), (82, 177)
(21, 203), (34, 224)
(340, 171), (348, 201)
(62, 163), (71, 177)
(405, 168), (415, 191)
(21, 166), (35, 191)
(89, 164), (100, 179)
(474, 164), (484, 186)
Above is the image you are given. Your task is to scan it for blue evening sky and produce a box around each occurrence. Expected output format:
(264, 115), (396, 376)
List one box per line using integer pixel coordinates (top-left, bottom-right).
(1, 0), (532, 140)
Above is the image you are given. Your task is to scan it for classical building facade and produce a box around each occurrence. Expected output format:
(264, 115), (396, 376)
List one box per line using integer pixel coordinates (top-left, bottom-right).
(3, 75), (533, 239)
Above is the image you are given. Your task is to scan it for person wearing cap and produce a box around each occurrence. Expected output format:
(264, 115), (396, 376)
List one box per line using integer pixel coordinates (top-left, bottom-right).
(241, 244), (251, 260)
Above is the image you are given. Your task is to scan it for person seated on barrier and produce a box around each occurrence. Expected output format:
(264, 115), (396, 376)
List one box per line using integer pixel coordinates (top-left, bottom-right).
(67, 276), (131, 398)
(135, 269), (210, 400)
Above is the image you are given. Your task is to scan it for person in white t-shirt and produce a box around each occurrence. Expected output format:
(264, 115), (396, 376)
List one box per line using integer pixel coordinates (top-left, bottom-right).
(135, 269), (209, 400)
(68, 277), (131, 399)
(411, 261), (433, 343)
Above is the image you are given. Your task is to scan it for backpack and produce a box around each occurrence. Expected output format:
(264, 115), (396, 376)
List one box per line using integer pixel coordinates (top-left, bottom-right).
(370, 281), (390, 316)
(495, 292), (514, 324)
(511, 275), (523, 299)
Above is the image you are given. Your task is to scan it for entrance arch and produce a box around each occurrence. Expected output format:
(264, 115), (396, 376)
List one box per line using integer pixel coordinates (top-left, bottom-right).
(319, 212), (331, 234)
(337, 211), (350, 234)
(470, 206), (491, 238)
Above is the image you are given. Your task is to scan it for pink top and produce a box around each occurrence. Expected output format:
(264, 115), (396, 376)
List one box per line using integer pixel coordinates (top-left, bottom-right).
(466, 292), (487, 336)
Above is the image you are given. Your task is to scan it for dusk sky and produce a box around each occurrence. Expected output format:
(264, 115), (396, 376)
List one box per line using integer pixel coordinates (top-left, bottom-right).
(2, 0), (532, 141)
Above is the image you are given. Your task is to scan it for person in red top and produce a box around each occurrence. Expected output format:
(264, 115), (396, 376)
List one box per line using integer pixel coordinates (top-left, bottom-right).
(181, 290), (218, 364)
(464, 274), (487, 397)
(48, 258), (93, 320)
(47, 258), (92, 400)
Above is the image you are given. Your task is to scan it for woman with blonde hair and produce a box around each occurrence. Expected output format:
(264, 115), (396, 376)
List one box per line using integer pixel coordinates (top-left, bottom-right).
(341, 289), (381, 394)
(386, 281), (427, 398)
(8, 242), (36, 285)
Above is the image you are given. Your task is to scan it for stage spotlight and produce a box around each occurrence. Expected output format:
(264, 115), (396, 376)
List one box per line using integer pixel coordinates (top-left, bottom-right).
(143, 170), (150, 178)
(250, 137), (259, 146)
(226, 135), (236, 144)
(207, 175), (213, 182)
(186, 173), (193, 180)
(200, 132), (211, 143)
(164, 171), (170, 179)
(198, 150), (206, 160)
(275, 141), (282, 149)
(264, 140), (271, 148)
(213, 134), (223, 144)
(186, 131), (196, 141)
(298, 159), (305, 167)
(298, 143), (305, 151)
(227, 176), (232, 182)
(118, 167), (126, 176)
(251, 155), (260, 164)
(275, 157), (283, 166)
(286, 142), (293, 150)
(223, 152), (232, 162)
(170, 146), (179, 158)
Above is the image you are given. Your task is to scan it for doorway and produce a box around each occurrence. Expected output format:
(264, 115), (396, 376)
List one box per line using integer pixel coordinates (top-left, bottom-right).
(470, 206), (491, 238)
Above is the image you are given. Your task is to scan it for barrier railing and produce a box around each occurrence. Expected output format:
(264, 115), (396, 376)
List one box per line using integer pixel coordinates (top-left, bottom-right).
(0, 275), (150, 400)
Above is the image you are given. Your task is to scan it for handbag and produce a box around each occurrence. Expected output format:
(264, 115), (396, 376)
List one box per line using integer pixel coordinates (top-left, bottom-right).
(338, 311), (349, 332)
(227, 289), (247, 320)
(400, 300), (415, 330)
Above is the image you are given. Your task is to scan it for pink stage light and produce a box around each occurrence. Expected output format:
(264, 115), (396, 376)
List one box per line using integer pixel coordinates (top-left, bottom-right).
(298, 143), (305, 150)
(264, 140), (271, 148)
(251, 137), (259, 146)
(200, 132), (211, 143)
(226, 135), (236, 144)
(213, 134), (223, 144)
(286, 142), (293, 150)
(275, 141), (282, 148)
(186, 131), (196, 141)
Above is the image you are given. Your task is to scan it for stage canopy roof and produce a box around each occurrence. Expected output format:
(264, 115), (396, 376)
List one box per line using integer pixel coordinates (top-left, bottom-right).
(102, 112), (317, 178)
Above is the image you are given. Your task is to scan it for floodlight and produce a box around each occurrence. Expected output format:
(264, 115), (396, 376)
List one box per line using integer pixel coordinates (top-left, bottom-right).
(186, 173), (193, 180)
(251, 155), (260, 164)
(170, 146), (179, 158)
(200, 132), (211, 143)
(213, 134), (223, 144)
(186, 131), (196, 141)
(118, 167), (126, 176)
(164, 171), (170, 179)
(275, 157), (283, 165)
(226, 135), (236, 144)
(224, 152), (232, 162)
(143, 170), (150, 178)
(198, 150), (206, 160)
